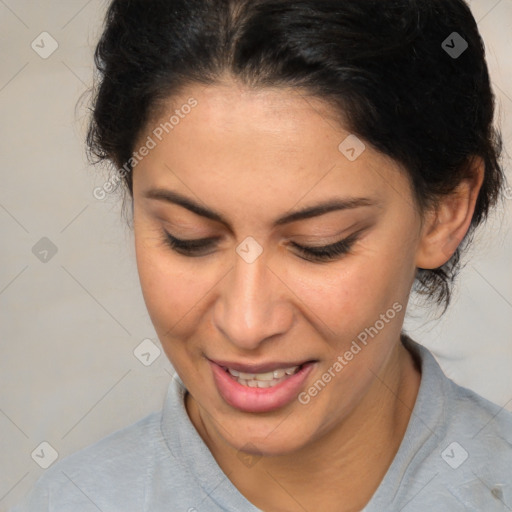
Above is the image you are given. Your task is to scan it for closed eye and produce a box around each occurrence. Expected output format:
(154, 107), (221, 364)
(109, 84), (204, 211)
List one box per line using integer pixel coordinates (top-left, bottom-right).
(161, 229), (363, 262)
(290, 232), (359, 262)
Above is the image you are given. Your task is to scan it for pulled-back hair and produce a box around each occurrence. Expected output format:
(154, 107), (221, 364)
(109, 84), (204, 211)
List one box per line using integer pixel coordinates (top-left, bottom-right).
(86, 0), (506, 313)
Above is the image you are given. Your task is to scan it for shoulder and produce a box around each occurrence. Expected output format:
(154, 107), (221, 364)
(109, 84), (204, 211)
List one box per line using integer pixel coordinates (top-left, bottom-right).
(420, 337), (512, 464)
(9, 411), (163, 512)
(417, 338), (512, 471)
(442, 373), (512, 468)
(398, 338), (512, 510)
(418, 378), (512, 510)
(407, 336), (512, 454)
(448, 375), (512, 434)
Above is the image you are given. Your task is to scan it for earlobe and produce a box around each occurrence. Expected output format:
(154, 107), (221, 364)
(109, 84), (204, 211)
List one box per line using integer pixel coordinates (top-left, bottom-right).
(415, 157), (485, 270)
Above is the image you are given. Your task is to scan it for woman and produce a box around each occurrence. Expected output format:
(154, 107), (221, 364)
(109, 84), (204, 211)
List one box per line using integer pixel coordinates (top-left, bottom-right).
(11, 0), (511, 510)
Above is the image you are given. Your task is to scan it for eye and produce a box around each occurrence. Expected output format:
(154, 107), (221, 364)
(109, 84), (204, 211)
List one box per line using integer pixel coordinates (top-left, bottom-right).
(161, 231), (218, 257)
(290, 231), (360, 262)
(161, 229), (361, 262)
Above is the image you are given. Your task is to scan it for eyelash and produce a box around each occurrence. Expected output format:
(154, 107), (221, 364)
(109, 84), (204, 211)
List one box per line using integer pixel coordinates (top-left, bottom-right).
(161, 230), (360, 262)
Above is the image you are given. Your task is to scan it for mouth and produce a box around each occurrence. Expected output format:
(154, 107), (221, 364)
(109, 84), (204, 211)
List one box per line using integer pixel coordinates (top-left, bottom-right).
(208, 358), (317, 413)
(220, 363), (304, 388)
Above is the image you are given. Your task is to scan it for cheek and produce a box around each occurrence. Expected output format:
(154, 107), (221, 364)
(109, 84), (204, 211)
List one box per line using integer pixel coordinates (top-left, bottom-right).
(279, 251), (413, 396)
(293, 269), (367, 331)
(284, 256), (406, 342)
(134, 231), (206, 340)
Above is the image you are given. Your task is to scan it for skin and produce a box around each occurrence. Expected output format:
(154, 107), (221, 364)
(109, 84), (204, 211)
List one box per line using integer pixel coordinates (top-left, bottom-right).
(131, 79), (484, 512)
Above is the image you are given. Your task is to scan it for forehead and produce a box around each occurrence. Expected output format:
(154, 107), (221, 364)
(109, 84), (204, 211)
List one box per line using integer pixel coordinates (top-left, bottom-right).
(133, 81), (409, 218)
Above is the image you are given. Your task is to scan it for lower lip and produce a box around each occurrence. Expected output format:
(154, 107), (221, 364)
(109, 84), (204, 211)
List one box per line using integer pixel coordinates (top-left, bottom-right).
(209, 361), (315, 413)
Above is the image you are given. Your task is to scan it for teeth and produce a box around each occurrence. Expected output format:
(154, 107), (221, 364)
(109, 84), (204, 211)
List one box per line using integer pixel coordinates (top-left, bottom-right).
(227, 365), (300, 381)
(226, 364), (302, 388)
(258, 371), (276, 381)
(238, 371), (255, 380)
(257, 380), (274, 388)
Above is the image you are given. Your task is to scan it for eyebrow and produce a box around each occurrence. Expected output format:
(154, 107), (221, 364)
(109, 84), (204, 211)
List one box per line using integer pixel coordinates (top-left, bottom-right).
(143, 188), (377, 227)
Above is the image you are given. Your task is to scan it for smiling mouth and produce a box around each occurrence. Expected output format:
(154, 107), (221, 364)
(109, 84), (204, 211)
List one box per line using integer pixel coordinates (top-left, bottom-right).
(220, 364), (304, 388)
(209, 359), (317, 412)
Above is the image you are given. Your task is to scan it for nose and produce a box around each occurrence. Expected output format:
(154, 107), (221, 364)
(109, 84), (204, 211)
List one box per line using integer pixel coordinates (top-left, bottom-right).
(213, 245), (294, 351)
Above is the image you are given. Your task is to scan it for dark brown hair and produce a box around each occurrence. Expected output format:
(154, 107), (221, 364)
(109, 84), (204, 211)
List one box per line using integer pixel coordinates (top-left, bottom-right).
(86, 0), (506, 313)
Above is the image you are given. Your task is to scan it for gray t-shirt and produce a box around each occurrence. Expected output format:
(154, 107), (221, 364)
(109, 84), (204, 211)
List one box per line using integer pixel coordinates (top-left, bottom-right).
(9, 337), (512, 511)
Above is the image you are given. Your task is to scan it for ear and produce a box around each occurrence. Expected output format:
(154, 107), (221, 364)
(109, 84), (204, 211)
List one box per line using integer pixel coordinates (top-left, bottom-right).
(415, 157), (485, 270)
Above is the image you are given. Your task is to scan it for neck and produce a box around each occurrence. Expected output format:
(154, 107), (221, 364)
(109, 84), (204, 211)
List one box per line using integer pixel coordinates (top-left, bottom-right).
(186, 339), (421, 512)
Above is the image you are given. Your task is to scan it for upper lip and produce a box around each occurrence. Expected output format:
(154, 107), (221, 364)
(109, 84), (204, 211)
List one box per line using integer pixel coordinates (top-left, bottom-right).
(209, 358), (314, 373)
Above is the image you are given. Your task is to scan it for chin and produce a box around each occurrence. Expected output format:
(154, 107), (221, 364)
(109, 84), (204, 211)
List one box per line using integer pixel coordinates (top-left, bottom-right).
(220, 413), (316, 457)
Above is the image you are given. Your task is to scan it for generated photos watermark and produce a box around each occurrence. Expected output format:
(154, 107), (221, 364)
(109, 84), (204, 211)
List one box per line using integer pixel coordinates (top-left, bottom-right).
(93, 97), (198, 200)
(298, 301), (403, 405)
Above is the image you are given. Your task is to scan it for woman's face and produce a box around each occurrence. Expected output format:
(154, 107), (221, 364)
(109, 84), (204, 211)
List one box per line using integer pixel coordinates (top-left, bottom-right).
(132, 81), (425, 455)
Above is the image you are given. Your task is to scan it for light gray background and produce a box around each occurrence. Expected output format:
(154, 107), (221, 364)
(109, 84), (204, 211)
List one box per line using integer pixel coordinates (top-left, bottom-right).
(1, 0), (511, 509)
